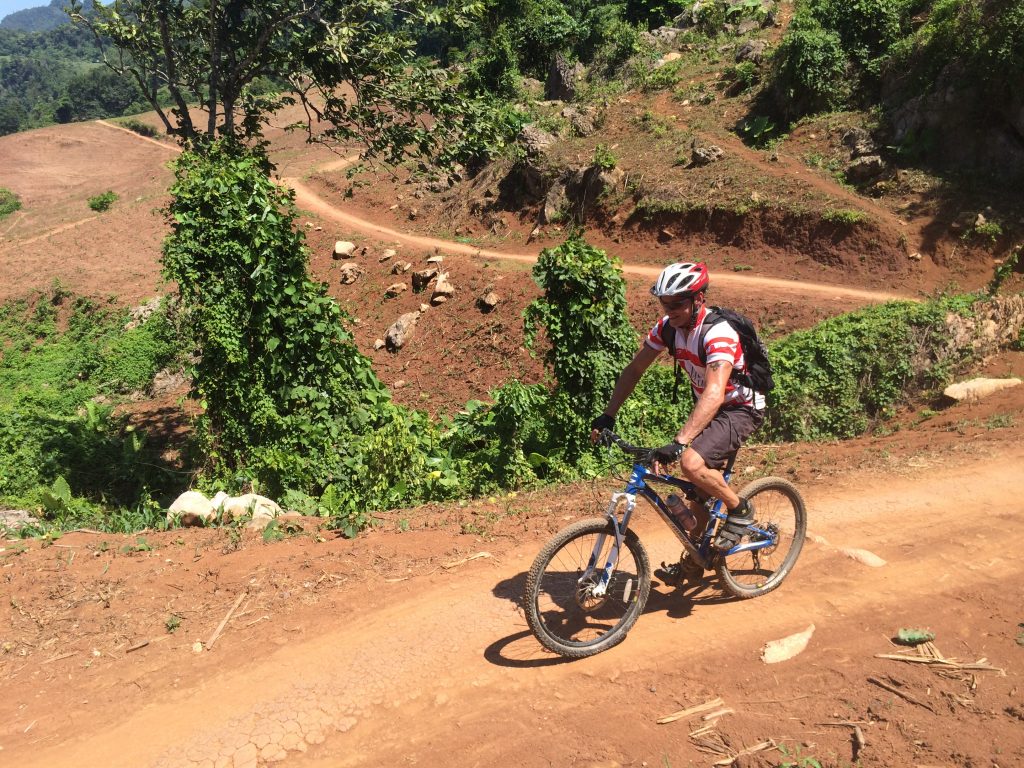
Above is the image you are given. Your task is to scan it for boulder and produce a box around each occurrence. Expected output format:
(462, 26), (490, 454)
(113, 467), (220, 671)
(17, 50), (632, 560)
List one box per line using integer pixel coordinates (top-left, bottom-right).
(333, 241), (356, 259)
(391, 261), (412, 274)
(649, 26), (684, 45)
(735, 39), (767, 64)
(690, 143), (725, 167)
(339, 262), (363, 285)
(385, 282), (408, 298)
(247, 510), (303, 532)
(168, 491), (216, 527)
(545, 53), (584, 102)
(845, 155), (888, 182)
(520, 77), (544, 98)
(542, 179), (570, 224)
(149, 367), (189, 398)
(386, 311), (422, 351)
(842, 127), (877, 159)
(412, 268), (438, 292)
(430, 273), (455, 305)
(477, 291), (500, 313)
(221, 493), (281, 525)
(124, 297), (162, 330)
(943, 377), (1022, 402)
(562, 106), (597, 137)
(0, 509), (39, 531)
(518, 124), (557, 158)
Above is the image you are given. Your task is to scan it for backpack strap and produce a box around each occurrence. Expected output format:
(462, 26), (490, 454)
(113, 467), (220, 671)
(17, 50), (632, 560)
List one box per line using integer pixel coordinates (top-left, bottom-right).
(700, 306), (758, 390)
(697, 307), (722, 366)
(662, 322), (681, 404)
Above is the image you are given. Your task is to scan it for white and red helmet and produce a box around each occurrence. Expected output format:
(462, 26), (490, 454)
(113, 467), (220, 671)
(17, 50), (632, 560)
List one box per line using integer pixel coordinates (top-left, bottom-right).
(650, 262), (709, 298)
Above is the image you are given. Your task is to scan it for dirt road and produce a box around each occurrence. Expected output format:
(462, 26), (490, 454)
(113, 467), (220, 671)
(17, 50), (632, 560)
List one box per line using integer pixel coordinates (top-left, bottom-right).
(286, 176), (915, 304)
(5, 442), (1021, 768)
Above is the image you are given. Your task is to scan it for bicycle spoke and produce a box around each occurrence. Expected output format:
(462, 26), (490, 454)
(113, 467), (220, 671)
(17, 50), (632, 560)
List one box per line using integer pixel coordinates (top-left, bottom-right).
(526, 519), (650, 656)
(717, 478), (806, 599)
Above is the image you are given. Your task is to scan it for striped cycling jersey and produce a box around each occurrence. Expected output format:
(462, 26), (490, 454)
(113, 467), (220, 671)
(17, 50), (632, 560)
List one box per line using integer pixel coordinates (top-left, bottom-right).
(645, 305), (766, 410)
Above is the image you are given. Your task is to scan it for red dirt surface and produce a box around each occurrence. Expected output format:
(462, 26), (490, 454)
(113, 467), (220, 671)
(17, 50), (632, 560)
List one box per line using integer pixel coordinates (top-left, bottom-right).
(1, 111), (1023, 768)
(2, 378), (1023, 768)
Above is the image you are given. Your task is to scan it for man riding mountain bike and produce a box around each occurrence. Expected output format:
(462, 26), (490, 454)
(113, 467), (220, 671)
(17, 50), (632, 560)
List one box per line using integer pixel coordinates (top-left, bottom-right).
(590, 261), (767, 584)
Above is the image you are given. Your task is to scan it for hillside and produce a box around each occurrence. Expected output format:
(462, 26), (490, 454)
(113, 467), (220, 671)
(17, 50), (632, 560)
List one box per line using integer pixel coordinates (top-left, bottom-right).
(1, 3), (1023, 766)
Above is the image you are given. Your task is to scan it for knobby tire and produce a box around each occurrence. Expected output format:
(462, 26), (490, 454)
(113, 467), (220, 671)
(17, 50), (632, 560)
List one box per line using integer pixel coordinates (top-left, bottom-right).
(715, 476), (806, 599)
(524, 518), (651, 658)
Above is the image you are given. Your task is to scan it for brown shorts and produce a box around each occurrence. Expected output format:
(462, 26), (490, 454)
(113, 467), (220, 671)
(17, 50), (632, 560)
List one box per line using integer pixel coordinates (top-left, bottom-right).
(690, 406), (765, 469)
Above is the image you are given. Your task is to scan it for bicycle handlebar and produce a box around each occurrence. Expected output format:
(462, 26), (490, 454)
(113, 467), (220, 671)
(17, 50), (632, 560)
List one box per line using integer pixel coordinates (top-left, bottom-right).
(597, 429), (657, 464)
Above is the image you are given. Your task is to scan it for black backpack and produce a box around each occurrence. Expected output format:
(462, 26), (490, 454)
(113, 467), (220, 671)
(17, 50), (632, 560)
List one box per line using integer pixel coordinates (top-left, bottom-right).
(663, 306), (774, 401)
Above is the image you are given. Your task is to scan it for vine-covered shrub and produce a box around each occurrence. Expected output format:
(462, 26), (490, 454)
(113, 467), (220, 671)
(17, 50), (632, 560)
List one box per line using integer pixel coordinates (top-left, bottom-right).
(771, 18), (849, 118)
(763, 297), (975, 440)
(162, 143), (403, 498)
(524, 235), (641, 462)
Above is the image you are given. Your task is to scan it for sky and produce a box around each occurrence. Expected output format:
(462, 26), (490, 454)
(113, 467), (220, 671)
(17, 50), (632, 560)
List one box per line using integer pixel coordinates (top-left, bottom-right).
(0, 0), (54, 23)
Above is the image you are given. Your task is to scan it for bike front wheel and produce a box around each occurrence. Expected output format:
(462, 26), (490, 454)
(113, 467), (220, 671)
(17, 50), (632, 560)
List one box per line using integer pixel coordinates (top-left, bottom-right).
(715, 476), (806, 599)
(524, 518), (651, 658)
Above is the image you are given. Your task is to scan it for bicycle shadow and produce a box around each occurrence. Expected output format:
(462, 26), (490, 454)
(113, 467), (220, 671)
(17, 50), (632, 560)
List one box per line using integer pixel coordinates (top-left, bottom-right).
(484, 571), (740, 668)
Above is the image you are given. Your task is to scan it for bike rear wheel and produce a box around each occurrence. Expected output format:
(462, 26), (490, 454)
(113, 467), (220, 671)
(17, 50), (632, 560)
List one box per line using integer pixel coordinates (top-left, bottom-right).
(715, 476), (806, 599)
(524, 518), (650, 658)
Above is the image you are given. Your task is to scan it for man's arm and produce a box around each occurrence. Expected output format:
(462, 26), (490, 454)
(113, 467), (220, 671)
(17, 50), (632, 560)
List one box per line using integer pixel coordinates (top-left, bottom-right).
(675, 360), (732, 444)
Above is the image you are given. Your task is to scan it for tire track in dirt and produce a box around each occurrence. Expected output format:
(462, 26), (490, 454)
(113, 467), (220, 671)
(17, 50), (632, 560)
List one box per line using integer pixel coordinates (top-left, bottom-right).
(17, 449), (1023, 768)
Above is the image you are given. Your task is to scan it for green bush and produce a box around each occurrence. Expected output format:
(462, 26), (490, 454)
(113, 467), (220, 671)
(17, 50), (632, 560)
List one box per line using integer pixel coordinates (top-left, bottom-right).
(117, 117), (160, 138)
(764, 297), (974, 440)
(463, 24), (522, 99)
(772, 19), (849, 118)
(0, 287), (183, 529)
(0, 187), (21, 219)
(592, 143), (618, 169)
(88, 190), (118, 212)
(523, 236), (640, 462)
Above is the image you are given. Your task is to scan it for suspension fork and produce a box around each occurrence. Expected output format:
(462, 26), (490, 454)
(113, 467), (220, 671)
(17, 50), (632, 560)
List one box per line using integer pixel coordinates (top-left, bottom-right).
(583, 492), (636, 598)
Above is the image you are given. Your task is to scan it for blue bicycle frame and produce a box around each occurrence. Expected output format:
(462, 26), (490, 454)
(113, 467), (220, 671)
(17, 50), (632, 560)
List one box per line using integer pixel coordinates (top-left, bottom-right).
(584, 454), (776, 596)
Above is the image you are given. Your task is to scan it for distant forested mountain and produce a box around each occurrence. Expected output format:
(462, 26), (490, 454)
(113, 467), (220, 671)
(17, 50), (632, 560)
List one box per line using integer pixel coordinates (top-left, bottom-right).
(0, 0), (94, 33)
(0, 13), (147, 136)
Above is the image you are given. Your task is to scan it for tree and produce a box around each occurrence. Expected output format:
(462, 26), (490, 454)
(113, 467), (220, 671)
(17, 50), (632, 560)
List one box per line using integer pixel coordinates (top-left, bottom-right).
(69, 0), (503, 166)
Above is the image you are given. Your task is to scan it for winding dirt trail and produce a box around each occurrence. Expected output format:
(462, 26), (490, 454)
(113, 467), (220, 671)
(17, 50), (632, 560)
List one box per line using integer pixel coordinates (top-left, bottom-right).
(11, 446), (1023, 768)
(286, 175), (914, 303)
(81, 119), (912, 304)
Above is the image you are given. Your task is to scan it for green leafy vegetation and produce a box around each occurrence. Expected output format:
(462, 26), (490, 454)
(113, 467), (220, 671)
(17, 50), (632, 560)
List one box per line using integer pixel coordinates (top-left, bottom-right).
(0, 285), (183, 531)
(770, 0), (1024, 182)
(778, 743), (825, 768)
(0, 187), (21, 218)
(821, 208), (866, 225)
(71, 0), (513, 168)
(1, 232), (1002, 538)
(0, 16), (145, 136)
(115, 117), (160, 138)
(592, 143), (618, 170)
(764, 297), (977, 441)
(87, 190), (118, 212)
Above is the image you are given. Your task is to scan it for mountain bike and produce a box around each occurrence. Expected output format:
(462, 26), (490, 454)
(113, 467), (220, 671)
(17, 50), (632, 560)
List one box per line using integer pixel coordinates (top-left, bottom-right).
(523, 429), (806, 658)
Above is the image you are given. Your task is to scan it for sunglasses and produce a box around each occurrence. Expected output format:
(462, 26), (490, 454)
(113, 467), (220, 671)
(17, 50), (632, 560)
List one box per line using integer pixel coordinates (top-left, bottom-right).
(658, 297), (693, 312)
